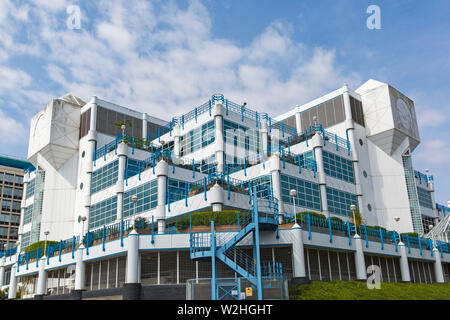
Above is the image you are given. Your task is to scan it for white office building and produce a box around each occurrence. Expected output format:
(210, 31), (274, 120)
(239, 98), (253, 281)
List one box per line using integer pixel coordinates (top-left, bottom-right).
(1, 79), (449, 300)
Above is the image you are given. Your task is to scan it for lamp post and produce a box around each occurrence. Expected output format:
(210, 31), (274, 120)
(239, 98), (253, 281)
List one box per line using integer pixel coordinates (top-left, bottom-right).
(290, 189), (298, 225)
(429, 224), (436, 248)
(350, 204), (358, 236)
(79, 215), (87, 245)
(43, 231), (50, 257)
(394, 216), (403, 245)
(131, 195), (138, 230)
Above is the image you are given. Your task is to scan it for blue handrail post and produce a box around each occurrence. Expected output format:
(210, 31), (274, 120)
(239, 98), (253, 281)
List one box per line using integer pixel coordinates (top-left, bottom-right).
(406, 234), (410, 254)
(192, 159), (195, 178)
(102, 225), (106, 252)
(307, 212), (311, 240)
(379, 227), (384, 250)
(72, 236), (75, 259)
(151, 216), (154, 244)
(328, 217), (332, 243)
(364, 224), (369, 248)
(167, 188), (171, 212)
(204, 177), (207, 201)
(298, 154), (301, 174)
(120, 220), (124, 247)
(346, 221), (352, 246)
(185, 184), (188, 207)
(211, 221), (217, 300)
(418, 235), (422, 255)
(305, 130), (308, 147)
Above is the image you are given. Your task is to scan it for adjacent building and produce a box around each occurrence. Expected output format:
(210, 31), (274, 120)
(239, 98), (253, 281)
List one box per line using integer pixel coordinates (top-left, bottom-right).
(0, 156), (32, 251)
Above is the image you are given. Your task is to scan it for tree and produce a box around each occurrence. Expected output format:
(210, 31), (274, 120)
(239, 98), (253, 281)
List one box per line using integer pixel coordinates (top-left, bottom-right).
(350, 208), (364, 226)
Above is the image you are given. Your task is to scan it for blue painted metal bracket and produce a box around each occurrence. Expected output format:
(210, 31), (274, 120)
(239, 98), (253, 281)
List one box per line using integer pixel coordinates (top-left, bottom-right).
(346, 222), (352, 246)
(379, 227), (384, 250)
(59, 240), (62, 262)
(72, 236), (76, 259)
(102, 225), (106, 252)
(418, 235), (422, 255)
(307, 213), (311, 240)
(328, 217), (332, 243)
(120, 220), (124, 247)
(364, 224), (369, 248)
(151, 216), (155, 244)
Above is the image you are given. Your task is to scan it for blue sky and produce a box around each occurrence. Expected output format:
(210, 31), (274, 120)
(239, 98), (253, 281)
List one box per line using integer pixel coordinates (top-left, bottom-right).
(0, 0), (449, 203)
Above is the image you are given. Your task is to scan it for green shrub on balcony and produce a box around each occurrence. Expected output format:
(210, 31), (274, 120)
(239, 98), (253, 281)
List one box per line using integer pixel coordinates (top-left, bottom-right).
(173, 210), (251, 230)
(25, 240), (58, 254)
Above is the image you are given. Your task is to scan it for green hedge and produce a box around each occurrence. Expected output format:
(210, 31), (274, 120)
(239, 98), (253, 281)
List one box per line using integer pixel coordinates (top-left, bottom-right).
(25, 240), (58, 254)
(174, 210), (251, 230)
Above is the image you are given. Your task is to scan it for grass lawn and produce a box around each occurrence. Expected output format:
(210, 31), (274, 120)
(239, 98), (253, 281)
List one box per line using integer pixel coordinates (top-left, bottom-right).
(289, 280), (450, 300)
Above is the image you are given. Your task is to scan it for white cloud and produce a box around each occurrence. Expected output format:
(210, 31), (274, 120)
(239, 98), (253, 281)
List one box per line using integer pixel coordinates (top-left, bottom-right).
(0, 109), (27, 144)
(0, 0), (362, 147)
(417, 107), (448, 128)
(416, 139), (450, 165)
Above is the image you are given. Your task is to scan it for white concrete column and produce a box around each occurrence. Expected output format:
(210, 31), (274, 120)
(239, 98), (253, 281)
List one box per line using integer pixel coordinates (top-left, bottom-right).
(398, 242), (411, 282)
(260, 117), (269, 157)
(155, 160), (168, 234)
(433, 247), (445, 283)
(292, 223), (306, 278)
(0, 257), (5, 287)
(210, 183), (224, 212)
(74, 245), (86, 290)
(126, 230), (140, 284)
(295, 107), (302, 134)
(312, 134), (329, 216)
(173, 124), (181, 160)
(353, 235), (367, 280)
(7, 265), (17, 299)
(213, 102), (225, 174)
(342, 85), (364, 211)
(36, 256), (47, 295)
(428, 179), (439, 219)
(269, 154), (285, 222)
(90, 97), (98, 132)
(116, 142), (128, 222)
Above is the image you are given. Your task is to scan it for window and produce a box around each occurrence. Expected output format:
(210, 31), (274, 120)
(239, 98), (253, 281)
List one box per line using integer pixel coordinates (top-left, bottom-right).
(123, 180), (158, 218)
(0, 227), (8, 237)
(0, 214), (10, 224)
(11, 201), (21, 213)
(180, 120), (215, 156)
(23, 206), (33, 225)
(350, 96), (365, 127)
(21, 231), (31, 249)
(224, 120), (260, 155)
(26, 178), (35, 199)
(168, 179), (192, 203)
(89, 196), (118, 230)
(1, 200), (11, 211)
(96, 106), (144, 138)
(281, 174), (321, 211)
(13, 188), (22, 199)
(91, 160), (119, 194)
(326, 187), (357, 217)
(79, 108), (91, 139)
(246, 175), (273, 199)
(10, 214), (20, 226)
(300, 95), (346, 131)
(2, 187), (12, 198)
(15, 175), (23, 185)
(421, 215), (435, 234)
(417, 187), (433, 209)
(322, 151), (355, 183)
(3, 174), (14, 185)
